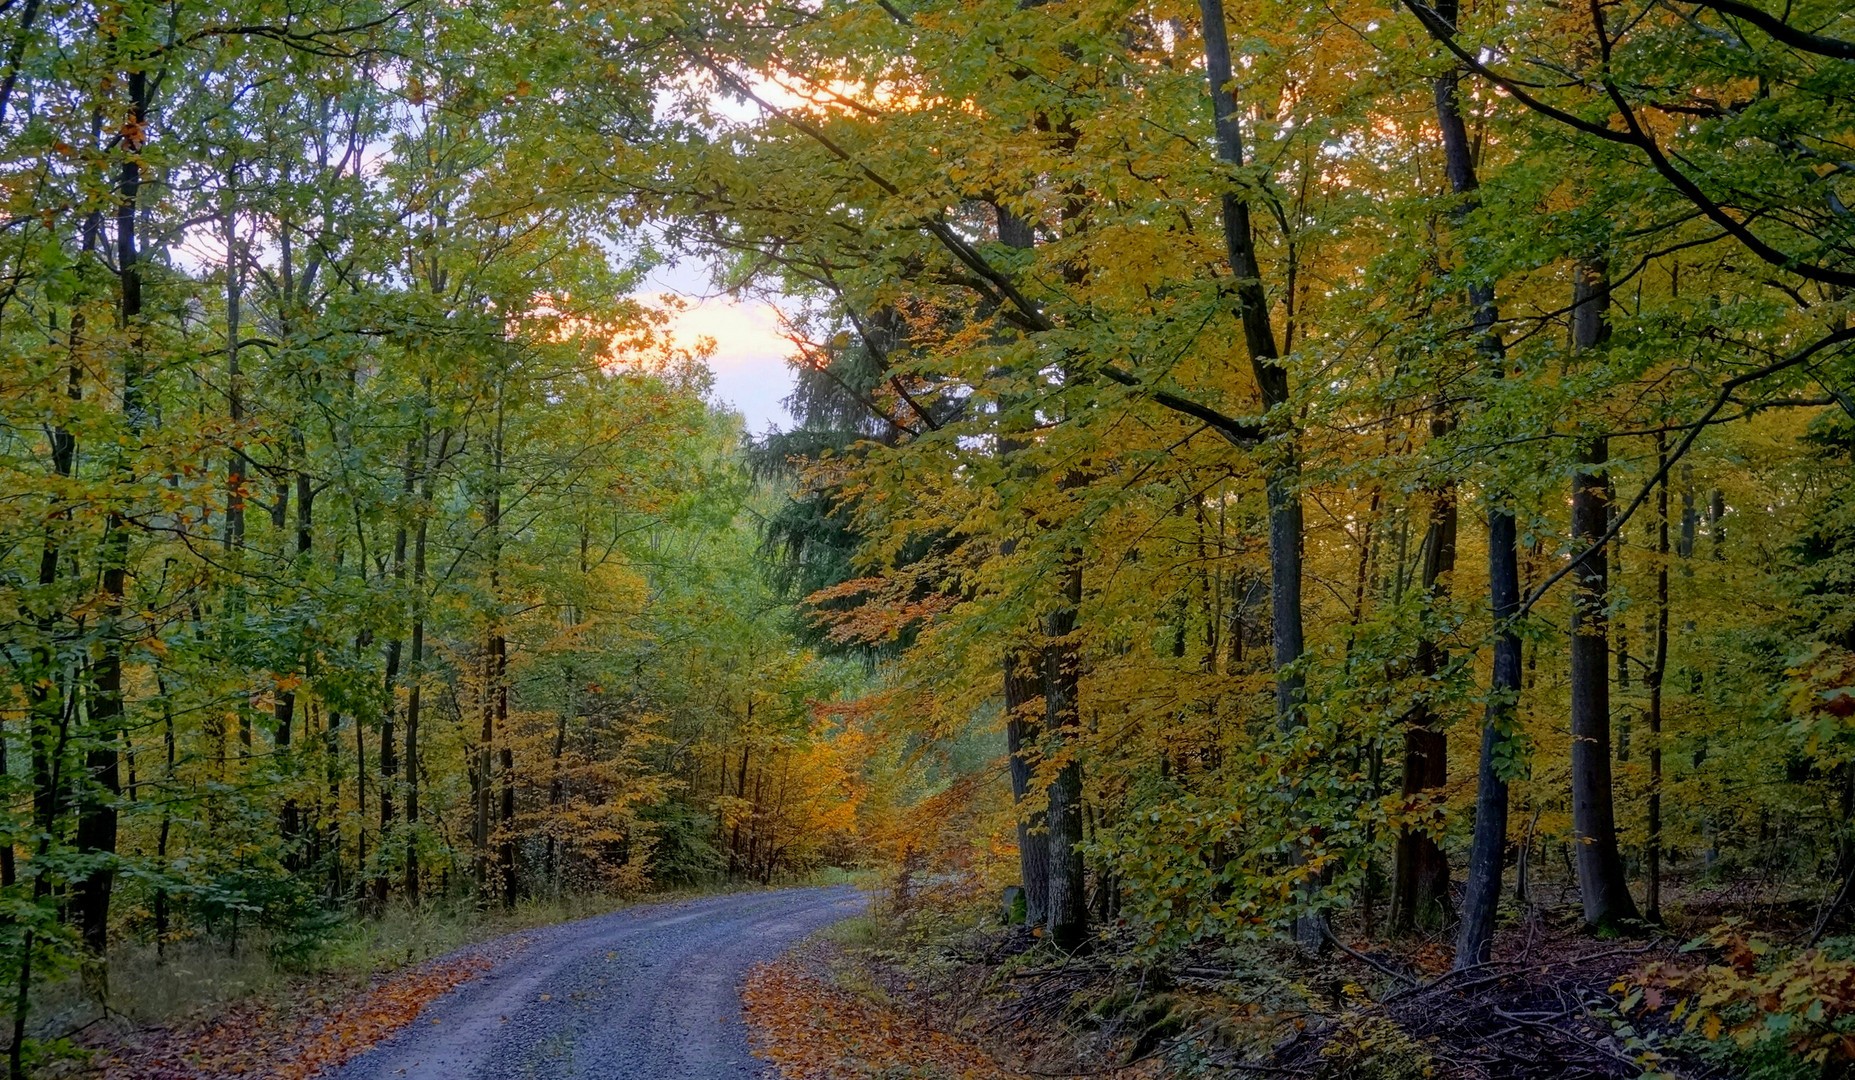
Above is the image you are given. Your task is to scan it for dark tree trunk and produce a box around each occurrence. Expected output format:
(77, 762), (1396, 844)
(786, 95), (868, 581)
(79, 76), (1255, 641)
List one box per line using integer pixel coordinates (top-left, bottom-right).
(490, 404), (517, 906)
(729, 741), (750, 879)
(1196, 0), (1318, 952)
(404, 427), (439, 903)
(1645, 432), (1670, 922)
(1392, 462), (1457, 932)
(1424, 0), (1520, 962)
(994, 203), (1050, 929)
(376, 631), (400, 908)
(1005, 650), (1049, 927)
(75, 66), (148, 968)
(1044, 561), (1086, 951)
(1568, 260), (1640, 932)
(277, 430), (312, 866)
(223, 186), (246, 554)
(472, 648), (493, 895)
(376, 441), (417, 908)
(403, 616), (424, 902)
(1458, 501), (1520, 967)
(498, 643), (516, 907)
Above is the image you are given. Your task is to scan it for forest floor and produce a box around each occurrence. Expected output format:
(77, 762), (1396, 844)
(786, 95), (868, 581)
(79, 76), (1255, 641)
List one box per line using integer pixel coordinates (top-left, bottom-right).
(741, 880), (1829, 1080)
(60, 883), (861, 1080)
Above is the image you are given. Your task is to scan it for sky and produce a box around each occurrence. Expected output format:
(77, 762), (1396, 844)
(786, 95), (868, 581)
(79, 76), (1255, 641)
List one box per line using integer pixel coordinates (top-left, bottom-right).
(639, 258), (798, 435)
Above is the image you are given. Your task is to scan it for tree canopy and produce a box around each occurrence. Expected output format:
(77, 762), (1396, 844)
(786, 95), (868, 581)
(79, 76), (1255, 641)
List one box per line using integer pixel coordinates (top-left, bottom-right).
(1, 0), (1853, 1069)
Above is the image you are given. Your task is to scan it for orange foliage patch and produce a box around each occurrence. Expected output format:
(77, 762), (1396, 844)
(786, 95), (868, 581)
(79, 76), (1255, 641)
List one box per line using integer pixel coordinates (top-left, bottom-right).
(743, 958), (1023, 1080)
(99, 956), (488, 1080)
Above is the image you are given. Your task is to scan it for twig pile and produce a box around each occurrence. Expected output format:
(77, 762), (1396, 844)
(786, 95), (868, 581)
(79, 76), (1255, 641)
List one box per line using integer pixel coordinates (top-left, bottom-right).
(1262, 945), (1723, 1080)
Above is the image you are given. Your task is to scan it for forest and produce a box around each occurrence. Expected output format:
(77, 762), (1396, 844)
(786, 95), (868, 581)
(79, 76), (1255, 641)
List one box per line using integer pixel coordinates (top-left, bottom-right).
(0, 0), (1852, 1073)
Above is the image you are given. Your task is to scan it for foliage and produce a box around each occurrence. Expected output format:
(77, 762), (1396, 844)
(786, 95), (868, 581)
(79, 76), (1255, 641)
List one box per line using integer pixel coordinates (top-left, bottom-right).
(7, 0), (1855, 1068)
(1630, 926), (1855, 1077)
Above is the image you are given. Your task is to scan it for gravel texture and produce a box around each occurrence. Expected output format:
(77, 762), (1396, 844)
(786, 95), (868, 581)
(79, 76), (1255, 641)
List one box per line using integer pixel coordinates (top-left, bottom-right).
(326, 885), (866, 1080)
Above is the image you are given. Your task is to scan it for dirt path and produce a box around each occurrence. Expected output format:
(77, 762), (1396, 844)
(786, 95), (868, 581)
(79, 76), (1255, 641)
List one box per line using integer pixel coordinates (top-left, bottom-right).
(325, 886), (864, 1080)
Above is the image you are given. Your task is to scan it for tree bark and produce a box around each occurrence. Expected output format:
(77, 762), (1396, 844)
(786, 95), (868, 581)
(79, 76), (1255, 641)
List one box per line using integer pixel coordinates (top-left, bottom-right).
(1392, 466), (1456, 932)
(222, 179), (246, 555)
(404, 426), (439, 903)
(1645, 432), (1670, 922)
(493, 403), (518, 906)
(75, 64), (148, 967)
(1043, 561), (1086, 950)
(1428, 0), (1522, 962)
(1005, 650), (1049, 926)
(1196, 0), (1319, 951)
(375, 442), (413, 910)
(1569, 260), (1641, 932)
(994, 202), (1051, 928)
(403, 607), (424, 902)
(1458, 501), (1520, 966)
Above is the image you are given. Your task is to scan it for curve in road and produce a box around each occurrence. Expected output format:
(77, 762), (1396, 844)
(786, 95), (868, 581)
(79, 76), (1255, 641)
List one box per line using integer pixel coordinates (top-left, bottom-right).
(327, 885), (865, 1080)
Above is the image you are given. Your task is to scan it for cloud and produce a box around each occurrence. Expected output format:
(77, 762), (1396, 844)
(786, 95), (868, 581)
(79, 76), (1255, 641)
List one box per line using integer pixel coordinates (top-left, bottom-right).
(651, 292), (796, 432)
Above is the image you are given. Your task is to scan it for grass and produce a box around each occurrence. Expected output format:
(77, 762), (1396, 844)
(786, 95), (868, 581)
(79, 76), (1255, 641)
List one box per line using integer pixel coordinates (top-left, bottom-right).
(821, 915), (885, 949)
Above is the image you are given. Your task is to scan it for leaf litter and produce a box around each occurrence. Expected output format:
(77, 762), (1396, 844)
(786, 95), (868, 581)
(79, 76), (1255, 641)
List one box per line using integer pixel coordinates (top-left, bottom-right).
(90, 952), (495, 1080)
(744, 955), (1027, 1080)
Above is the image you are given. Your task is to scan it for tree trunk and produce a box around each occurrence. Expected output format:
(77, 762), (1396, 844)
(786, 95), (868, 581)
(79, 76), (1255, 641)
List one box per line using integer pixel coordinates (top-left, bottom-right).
(729, 743), (750, 879)
(498, 659), (516, 905)
(1005, 650), (1050, 926)
(276, 429), (312, 866)
(1427, 0), (1521, 962)
(75, 65), (148, 970)
(222, 182), (246, 555)
(1195, 0), (1317, 951)
(1569, 260), (1640, 932)
(1391, 464), (1456, 933)
(1044, 561), (1086, 951)
(1645, 432), (1670, 922)
(1458, 501), (1520, 966)
(403, 617), (423, 902)
(994, 202), (1051, 928)
(404, 427), (439, 904)
(376, 438), (421, 908)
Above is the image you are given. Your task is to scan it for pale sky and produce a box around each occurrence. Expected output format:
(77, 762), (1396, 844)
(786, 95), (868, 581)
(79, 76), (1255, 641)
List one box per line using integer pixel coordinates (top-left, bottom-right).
(641, 259), (797, 435)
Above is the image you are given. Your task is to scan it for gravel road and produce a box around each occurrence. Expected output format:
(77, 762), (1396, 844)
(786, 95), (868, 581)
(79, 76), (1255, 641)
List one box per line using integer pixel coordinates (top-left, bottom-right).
(327, 886), (865, 1080)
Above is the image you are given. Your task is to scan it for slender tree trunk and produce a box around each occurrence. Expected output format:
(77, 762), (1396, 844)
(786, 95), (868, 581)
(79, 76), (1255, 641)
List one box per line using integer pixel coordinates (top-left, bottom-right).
(1005, 651), (1049, 926)
(1458, 501), (1520, 965)
(498, 662), (516, 907)
(1645, 432), (1670, 922)
(1569, 260), (1640, 932)
(276, 429), (312, 867)
(25, 300), (82, 915)
(376, 631), (399, 908)
(75, 65), (149, 973)
(1707, 489), (1725, 560)
(1195, 0), (1317, 951)
(1612, 497), (1631, 764)
(1044, 561), (1086, 950)
(473, 643), (493, 896)
(373, 441), (416, 908)
(728, 743), (750, 879)
(1428, 0), (1520, 962)
(546, 677), (568, 892)
(994, 203), (1051, 928)
(149, 675), (177, 959)
(222, 182), (245, 554)
(488, 400), (517, 906)
(403, 427), (438, 904)
(0, 0), (43, 129)
(1679, 469), (1698, 563)
(1392, 464), (1457, 932)
(403, 616), (423, 903)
